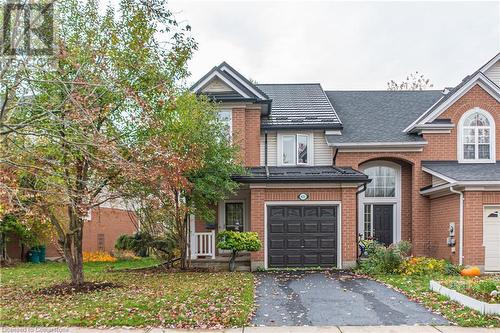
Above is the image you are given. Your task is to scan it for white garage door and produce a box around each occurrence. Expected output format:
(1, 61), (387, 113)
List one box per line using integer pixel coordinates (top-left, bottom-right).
(484, 206), (500, 271)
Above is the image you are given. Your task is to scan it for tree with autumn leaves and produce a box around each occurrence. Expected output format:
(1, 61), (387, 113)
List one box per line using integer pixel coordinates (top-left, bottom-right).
(0, 0), (242, 284)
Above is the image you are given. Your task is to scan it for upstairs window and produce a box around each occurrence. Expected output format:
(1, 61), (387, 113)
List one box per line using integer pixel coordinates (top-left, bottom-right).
(364, 166), (396, 197)
(218, 110), (232, 139)
(458, 108), (495, 163)
(281, 134), (310, 165)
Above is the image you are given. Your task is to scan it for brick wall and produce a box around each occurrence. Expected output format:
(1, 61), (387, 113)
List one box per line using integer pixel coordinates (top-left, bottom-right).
(232, 106), (261, 167)
(248, 187), (357, 269)
(429, 193), (460, 263)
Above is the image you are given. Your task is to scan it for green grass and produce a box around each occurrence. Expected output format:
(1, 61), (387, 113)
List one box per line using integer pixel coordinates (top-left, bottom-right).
(374, 274), (500, 328)
(440, 275), (500, 304)
(0, 259), (254, 328)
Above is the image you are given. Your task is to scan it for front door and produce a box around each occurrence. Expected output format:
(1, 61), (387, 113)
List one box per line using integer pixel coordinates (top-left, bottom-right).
(373, 205), (393, 246)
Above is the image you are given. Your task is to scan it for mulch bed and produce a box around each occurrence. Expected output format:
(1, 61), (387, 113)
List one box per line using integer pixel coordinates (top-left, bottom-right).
(37, 281), (120, 296)
(113, 265), (216, 274)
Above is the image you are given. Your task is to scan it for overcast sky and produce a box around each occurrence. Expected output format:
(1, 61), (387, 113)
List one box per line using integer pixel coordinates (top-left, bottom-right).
(168, 1), (499, 90)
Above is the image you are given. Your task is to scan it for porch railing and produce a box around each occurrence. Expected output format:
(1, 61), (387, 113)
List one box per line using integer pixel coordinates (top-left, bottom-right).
(191, 230), (216, 259)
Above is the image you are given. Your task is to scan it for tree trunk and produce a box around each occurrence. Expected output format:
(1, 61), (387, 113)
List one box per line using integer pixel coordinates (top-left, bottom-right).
(229, 250), (237, 272)
(62, 207), (85, 285)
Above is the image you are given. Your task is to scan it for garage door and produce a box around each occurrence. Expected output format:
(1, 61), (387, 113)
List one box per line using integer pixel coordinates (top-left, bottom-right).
(268, 205), (338, 268)
(484, 206), (500, 271)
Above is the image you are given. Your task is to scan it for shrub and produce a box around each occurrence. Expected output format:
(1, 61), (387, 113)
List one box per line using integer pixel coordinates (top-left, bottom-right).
(217, 231), (261, 271)
(358, 241), (413, 275)
(398, 256), (446, 276)
(83, 251), (117, 262)
(444, 261), (463, 276)
(115, 232), (176, 258)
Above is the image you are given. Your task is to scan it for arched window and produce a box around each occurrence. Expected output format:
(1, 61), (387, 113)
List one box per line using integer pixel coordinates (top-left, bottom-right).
(364, 165), (397, 197)
(458, 108), (495, 163)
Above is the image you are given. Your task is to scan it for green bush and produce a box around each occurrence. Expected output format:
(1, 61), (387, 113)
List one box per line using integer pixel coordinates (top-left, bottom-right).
(444, 261), (463, 276)
(358, 241), (410, 275)
(217, 231), (261, 271)
(115, 232), (176, 258)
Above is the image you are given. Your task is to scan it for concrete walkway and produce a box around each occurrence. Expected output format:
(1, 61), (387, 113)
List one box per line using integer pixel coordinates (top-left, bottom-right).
(2, 326), (499, 333)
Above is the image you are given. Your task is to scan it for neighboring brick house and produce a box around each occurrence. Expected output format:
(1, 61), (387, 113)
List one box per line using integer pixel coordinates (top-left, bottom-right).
(190, 53), (500, 272)
(6, 201), (137, 260)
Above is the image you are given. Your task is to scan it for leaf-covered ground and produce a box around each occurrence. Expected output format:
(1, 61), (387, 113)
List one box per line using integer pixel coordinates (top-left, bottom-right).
(374, 274), (500, 328)
(0, 259), (254, 328)
(440, 275), (500, 304)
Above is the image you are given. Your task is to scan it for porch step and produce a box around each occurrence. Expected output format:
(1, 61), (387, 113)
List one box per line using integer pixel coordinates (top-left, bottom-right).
(191, 255), (251, 272)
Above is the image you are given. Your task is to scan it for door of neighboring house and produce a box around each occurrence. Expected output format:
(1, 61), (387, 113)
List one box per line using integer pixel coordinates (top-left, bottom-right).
(372, 205), (394, 246)
(267, 205), (338, 268)
(484, 206), (500, 271)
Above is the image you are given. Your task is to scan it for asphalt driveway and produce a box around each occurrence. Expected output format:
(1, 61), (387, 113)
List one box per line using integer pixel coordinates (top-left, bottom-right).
(252, 271), (449, 326)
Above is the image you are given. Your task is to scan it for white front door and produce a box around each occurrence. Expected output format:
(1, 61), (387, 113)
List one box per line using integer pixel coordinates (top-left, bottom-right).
(484, 206), (500, 271)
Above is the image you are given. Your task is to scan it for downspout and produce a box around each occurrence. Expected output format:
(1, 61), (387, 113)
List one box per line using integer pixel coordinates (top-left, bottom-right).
(332, 148), (339, 166)
(356, 183), (368, 261)
(450, 186), (464, 266)
(264, 131), (269, 178)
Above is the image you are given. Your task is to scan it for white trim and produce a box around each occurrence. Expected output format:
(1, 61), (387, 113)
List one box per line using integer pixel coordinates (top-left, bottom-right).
(457, 108), (496, 163)
(330, 141), (428, 148)
(479, 53), (500, 73)
(192, 70), (251, 98)
(404, 74), (500, 133)
(358, 161), (402, 244)
(338, 147), (425, 153)
(325, 130), (342, 136)
(264, 201), (342, 270)
(219, 65), (267, 100)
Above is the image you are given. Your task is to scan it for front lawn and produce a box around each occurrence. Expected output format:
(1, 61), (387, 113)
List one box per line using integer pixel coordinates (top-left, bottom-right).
(0, 259), (254, 328)
(375, 274), (500, 328)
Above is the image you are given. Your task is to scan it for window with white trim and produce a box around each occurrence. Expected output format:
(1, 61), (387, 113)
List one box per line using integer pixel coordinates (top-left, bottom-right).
(458, 109), (495, 163)
(218, 110), (232, 139)
(364, 166), (396, 198)
(281, 134), (310, 165)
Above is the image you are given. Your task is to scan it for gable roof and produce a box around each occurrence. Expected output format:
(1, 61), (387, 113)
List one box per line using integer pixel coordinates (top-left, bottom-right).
(191, 62), (270, 104)
(324, 90), (443, 145)
(257, 83), (342, 129)
(404, 53), (500, 133)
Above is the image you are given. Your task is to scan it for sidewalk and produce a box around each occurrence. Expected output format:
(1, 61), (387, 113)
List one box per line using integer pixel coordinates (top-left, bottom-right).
(2, 326), (500, 333)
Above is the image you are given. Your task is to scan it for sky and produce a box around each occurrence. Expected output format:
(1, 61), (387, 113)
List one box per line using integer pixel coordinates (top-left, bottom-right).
(167, 1), (500, 91)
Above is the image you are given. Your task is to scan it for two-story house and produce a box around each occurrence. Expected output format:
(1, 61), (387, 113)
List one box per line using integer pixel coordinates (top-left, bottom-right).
(189, 53), (500, 272)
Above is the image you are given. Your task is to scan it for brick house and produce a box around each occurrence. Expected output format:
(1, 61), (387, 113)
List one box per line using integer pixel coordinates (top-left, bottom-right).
(189, 53), (500, 272)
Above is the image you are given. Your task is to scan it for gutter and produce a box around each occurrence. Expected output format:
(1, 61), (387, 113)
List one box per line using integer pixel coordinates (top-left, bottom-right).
(450, 186), (464, 266)
(264, 131), (269, 179)
(332, 148), (339, 166)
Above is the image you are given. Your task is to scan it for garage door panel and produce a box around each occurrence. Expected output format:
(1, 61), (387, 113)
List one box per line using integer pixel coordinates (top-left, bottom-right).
(287, 207), (302, 218)
(303, 238), (318, 248)
(287, 223), (301, 233)
(286, 239), (302, 249)
(269, 222), (285, 233)
(320, 222), (335, 232)
(269, 239), (285, 250)
(303, 222), (319, 232)
(267, 205), (337, 268)
(304, 207), (319, 217)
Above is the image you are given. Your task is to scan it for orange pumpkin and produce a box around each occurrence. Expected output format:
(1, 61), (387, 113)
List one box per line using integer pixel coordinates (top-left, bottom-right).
(460, 266), (481, 277)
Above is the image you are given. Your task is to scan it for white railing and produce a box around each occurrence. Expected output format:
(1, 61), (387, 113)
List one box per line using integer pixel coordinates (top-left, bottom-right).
(191, 230), (216, 259)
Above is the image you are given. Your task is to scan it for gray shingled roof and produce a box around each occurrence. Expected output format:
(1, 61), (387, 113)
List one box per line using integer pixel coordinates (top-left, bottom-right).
(324, 90), (444, 144)
(422, 160), (500, 181)
(257, 84), (342, 129)
(232, 166), (369, 183)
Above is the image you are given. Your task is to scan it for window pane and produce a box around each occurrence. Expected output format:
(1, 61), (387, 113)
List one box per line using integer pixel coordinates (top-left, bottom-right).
(476, 114), (490, 126)
(282, 135), (295, 165)
(365, 166), (396, 198)
(218, 111), (232, 138)
(478, 144), (490, 159)
(297, 135), (308, 164)
(478, 128), (490, 144)
(225, 203), (243, 231)
(463, 144), (475, 159)
(463, 128), (475, 144)
(364, 205), (372, 239)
